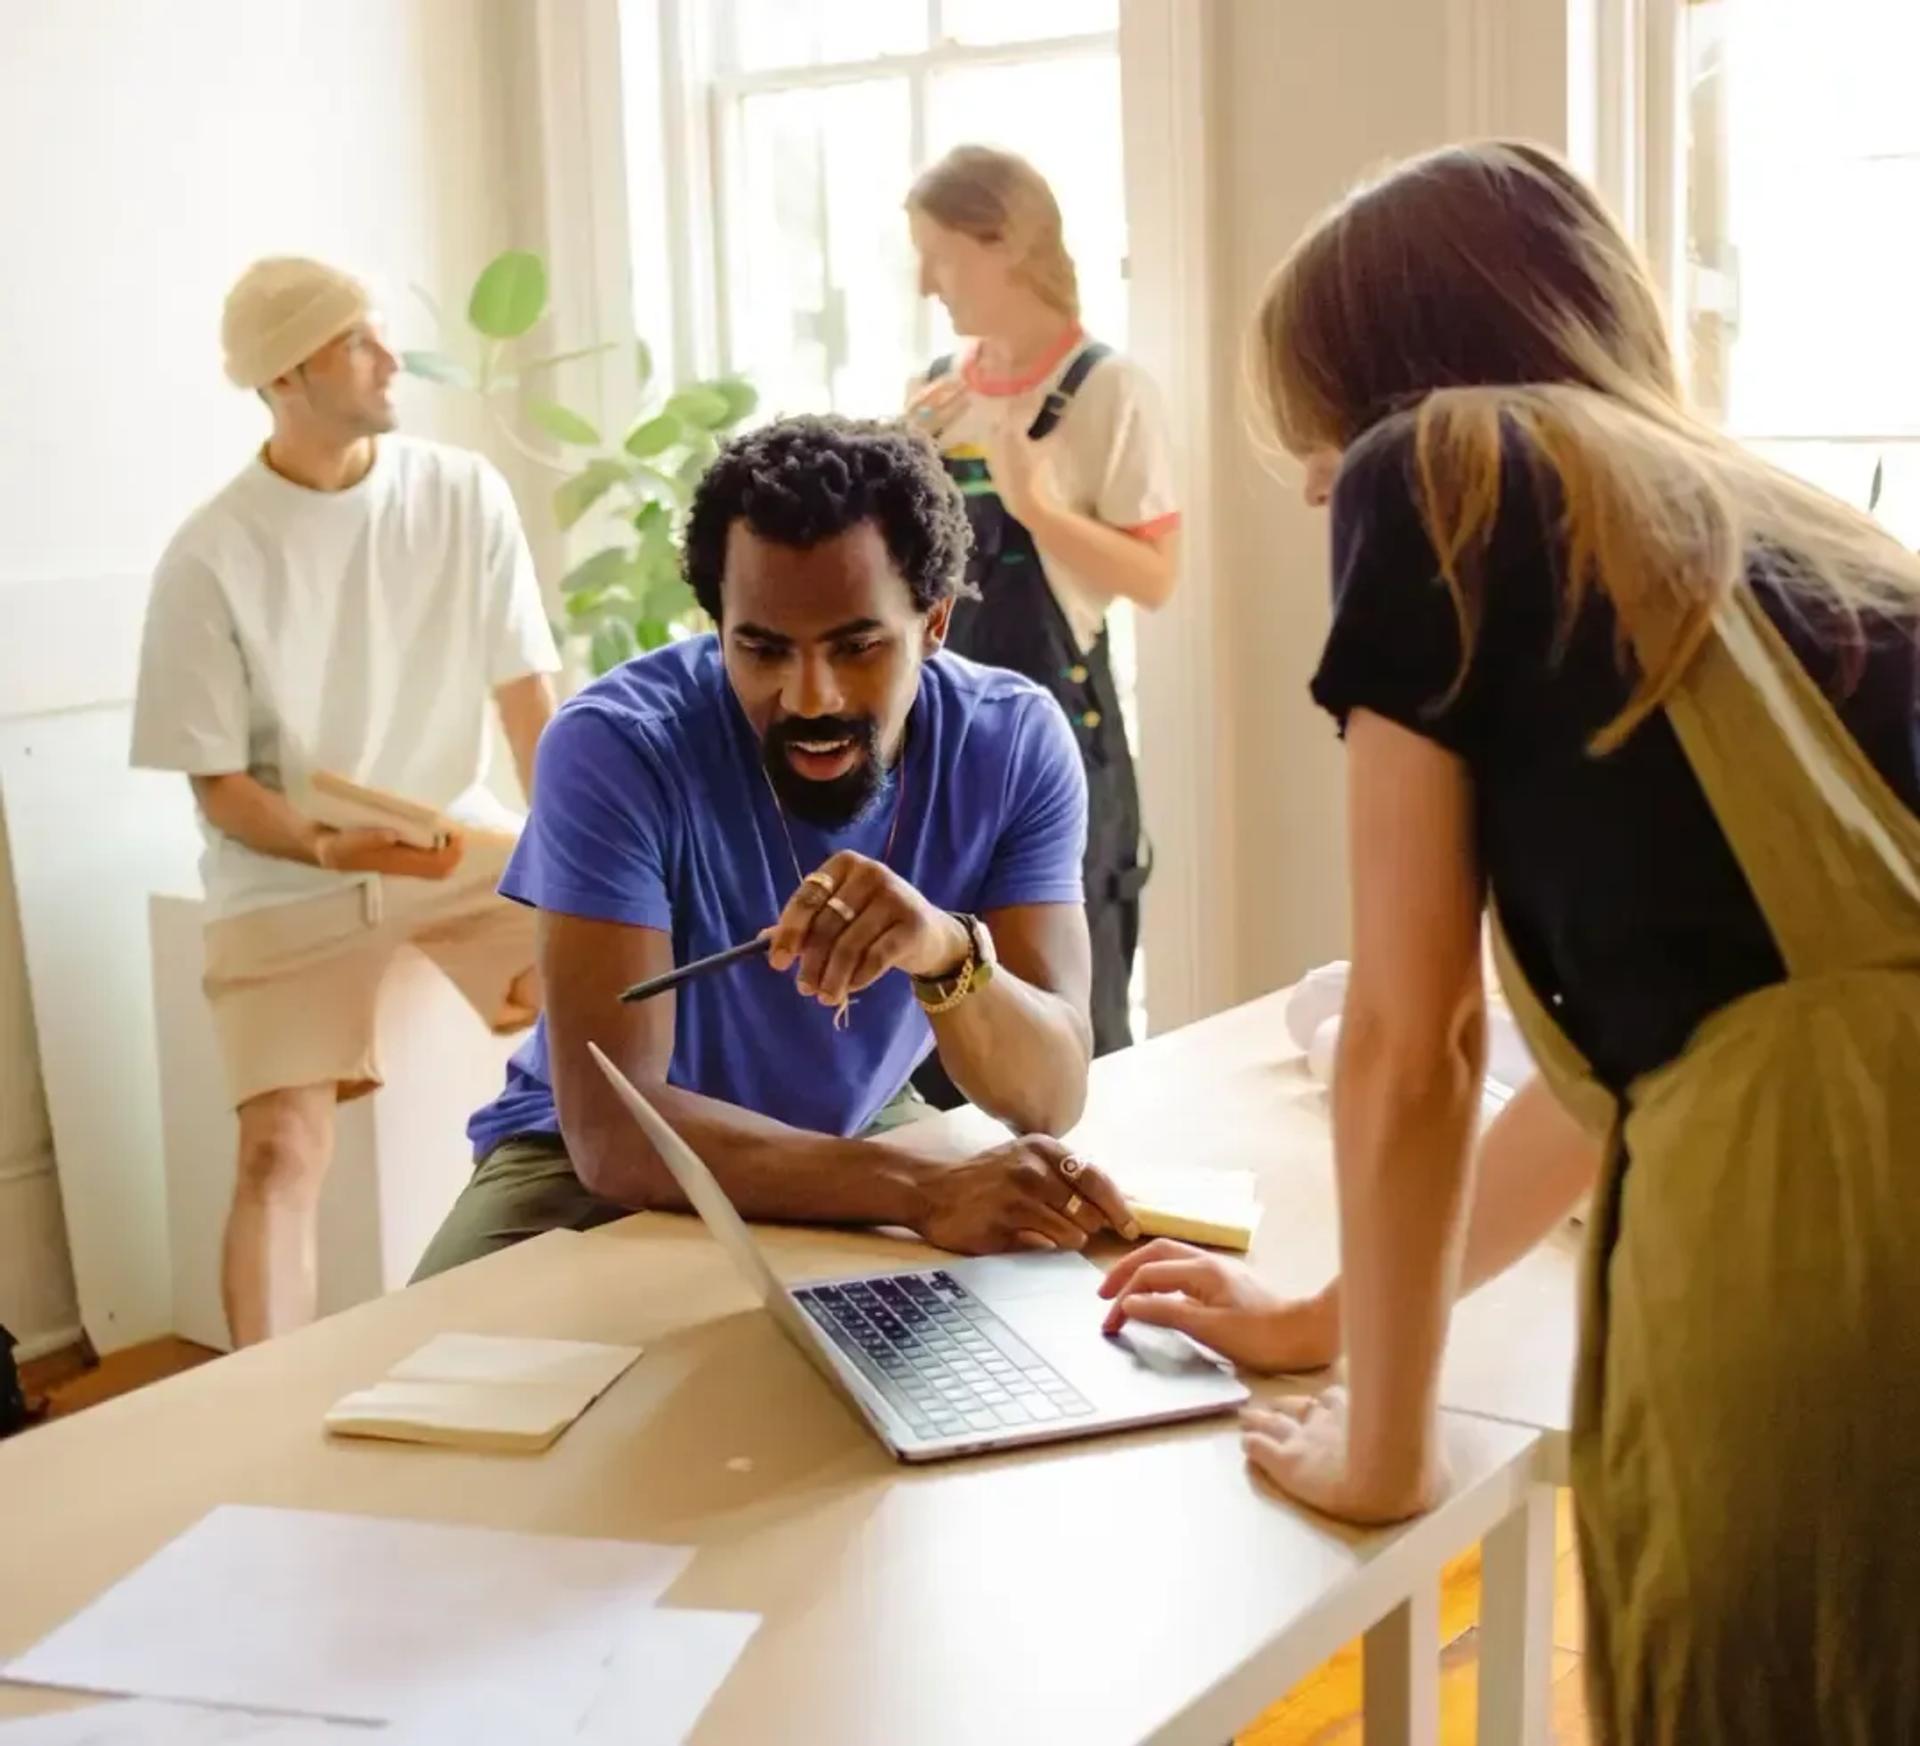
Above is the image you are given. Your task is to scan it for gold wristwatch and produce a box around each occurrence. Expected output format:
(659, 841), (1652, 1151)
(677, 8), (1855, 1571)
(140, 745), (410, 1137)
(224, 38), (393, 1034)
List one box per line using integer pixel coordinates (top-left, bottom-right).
(912, 913), (997, 1014)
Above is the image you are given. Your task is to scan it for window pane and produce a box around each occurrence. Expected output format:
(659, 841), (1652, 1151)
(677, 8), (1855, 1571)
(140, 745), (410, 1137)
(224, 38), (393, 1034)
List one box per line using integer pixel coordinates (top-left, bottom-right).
(1749, 441), (1920, 552)
(937, 0), (1116, 47)
(727, 80), (917, 415)
(722, 0), (925, 74)
(925, 51), (1128, 347)
(1684, 0), (1920, 439)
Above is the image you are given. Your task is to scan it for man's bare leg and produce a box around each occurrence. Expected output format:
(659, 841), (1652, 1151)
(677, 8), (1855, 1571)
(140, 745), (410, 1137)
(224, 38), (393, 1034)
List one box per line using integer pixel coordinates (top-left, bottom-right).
(223, 1082), (338, 1346)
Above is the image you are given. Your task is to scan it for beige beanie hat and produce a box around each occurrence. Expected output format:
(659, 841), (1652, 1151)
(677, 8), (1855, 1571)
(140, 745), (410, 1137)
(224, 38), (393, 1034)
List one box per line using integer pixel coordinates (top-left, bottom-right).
(221, 257), (372, 389)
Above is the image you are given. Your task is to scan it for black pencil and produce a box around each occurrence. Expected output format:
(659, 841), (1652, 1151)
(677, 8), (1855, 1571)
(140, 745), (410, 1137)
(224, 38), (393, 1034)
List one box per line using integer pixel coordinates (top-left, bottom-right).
(617, 935), (773, 1004)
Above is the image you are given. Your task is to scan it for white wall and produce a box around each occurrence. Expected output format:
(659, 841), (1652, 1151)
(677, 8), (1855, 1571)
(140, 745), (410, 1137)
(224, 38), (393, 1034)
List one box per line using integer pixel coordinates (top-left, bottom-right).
(0, 0), (546, 1353)
(1199, 0), (1572, 1004)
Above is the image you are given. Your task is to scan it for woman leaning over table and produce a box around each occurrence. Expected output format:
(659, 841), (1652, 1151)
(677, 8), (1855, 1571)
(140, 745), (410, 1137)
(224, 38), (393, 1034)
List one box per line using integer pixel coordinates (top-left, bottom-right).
(1101, 141), (1920, 1744)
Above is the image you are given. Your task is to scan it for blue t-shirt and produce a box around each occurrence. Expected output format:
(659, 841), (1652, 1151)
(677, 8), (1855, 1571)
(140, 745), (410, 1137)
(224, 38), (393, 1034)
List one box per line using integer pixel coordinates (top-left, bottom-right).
(467, 636), (1088, 1158)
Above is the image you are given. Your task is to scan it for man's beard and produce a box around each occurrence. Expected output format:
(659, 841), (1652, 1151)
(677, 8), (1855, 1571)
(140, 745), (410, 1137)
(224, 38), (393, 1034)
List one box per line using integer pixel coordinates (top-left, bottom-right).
(762, 713), (890, 828)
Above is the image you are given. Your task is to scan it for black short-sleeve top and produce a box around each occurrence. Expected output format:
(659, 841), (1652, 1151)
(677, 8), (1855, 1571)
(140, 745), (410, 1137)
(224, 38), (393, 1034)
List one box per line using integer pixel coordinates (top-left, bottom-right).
(1309, 415), (1920, 1095)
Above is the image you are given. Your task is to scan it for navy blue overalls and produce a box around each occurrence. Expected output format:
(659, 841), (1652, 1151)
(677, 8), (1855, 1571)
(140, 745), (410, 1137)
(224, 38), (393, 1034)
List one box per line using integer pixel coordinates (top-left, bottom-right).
(924, 341), (1149, 1065)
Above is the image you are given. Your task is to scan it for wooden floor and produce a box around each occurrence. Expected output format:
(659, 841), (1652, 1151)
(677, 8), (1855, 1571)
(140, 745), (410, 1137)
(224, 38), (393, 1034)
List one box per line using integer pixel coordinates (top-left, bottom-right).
(15, 1338), (1591, 1742)
(1239, 1490), (1590, 1745)
(16, 1335), (219, 1425)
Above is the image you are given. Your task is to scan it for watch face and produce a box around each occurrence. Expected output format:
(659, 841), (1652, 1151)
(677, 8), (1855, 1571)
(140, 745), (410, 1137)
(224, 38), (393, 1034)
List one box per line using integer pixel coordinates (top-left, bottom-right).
(969, 914), (998, 968)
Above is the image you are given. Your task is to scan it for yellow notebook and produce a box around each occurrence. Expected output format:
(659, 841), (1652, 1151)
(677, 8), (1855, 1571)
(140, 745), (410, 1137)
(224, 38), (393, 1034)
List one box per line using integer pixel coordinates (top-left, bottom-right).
(324, 1333), (643, 1454)
(1116, 1165), (1263, 1252)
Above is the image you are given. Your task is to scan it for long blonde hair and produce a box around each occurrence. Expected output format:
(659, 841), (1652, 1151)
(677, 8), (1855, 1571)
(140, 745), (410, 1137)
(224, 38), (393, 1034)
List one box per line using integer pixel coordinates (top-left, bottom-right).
(908, 145), (1081, 323)
(1256, 140), (1920, 750)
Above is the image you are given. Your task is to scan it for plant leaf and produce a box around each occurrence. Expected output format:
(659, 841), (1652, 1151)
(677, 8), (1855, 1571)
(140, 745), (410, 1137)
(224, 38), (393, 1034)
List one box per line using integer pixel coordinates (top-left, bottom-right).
(558, 545), (643, 597)
(589, 617), (641, 676)
(563, 582), (642, 626)
(401, 349), (473, 388)
(636, 337), (655, 391)
(710, 377), (759, 426)
(665, 386), (733, 430)
(625, 412), (683, 459)
(644, 569), (695, 623)
(468, 250), (549, 339)
(632, 499), (671, 539)
(629, 461), (686, 503)
(553, 459), (632, 531)
(677, 443), (717, 492)
(528, 399), (603, 447)
(634, 618), (675, 653)
(1869, 456), (1886, 513)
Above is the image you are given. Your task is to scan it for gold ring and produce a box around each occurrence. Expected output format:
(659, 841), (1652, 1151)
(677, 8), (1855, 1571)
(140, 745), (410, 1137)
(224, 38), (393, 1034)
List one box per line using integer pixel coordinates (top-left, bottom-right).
(1058, 1155), (1084, 1180)
(826, 895), (857, 923)
(1064, 1193), (1085, 1218)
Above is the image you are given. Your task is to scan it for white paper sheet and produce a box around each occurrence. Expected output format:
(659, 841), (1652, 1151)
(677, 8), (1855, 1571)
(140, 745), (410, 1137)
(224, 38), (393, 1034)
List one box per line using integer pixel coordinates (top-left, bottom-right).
(576, 1608), (759, 1745)
(0, 1701), (372, 1742)
(2, 1507), (694, 1732)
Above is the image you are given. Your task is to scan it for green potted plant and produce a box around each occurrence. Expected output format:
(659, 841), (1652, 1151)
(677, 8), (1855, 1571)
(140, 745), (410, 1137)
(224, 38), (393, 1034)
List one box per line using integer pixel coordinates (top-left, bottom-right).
(406, 250), (757, 675)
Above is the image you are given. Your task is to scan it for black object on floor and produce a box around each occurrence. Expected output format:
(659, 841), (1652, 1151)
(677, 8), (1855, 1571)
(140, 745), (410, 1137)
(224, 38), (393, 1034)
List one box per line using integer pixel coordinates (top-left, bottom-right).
(0, 1323), (43, 1438)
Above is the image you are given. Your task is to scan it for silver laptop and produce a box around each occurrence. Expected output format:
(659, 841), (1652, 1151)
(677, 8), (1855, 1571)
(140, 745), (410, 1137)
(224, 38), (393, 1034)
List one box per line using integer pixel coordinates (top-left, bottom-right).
(589, 1044), (1249, 1463)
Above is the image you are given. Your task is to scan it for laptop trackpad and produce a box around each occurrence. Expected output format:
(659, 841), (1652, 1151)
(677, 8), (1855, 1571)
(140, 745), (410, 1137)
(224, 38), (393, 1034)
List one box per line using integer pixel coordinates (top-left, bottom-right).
(952, 1252), (1243, 1398)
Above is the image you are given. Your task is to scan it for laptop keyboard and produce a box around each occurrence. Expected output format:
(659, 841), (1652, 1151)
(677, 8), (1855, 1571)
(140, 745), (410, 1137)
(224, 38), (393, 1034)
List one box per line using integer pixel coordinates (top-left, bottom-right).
(793, 1270), (1095, 1442)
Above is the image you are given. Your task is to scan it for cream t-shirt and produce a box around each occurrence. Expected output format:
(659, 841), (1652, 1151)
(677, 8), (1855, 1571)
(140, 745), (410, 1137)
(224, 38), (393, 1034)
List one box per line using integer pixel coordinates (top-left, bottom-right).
(927, 334), (1180, 651)
(131, 436), (560, 918)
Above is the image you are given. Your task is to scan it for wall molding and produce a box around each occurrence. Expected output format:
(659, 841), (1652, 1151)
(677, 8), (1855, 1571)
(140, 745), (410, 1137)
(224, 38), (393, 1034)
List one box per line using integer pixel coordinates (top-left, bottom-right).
(1118, 0), (1236, 1031)
(14, 1325), (85, 1365)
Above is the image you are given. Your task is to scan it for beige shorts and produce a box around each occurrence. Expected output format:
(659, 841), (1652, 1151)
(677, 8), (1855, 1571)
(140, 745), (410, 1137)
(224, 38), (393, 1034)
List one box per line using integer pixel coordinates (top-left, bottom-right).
(202, 838), (537, 1109)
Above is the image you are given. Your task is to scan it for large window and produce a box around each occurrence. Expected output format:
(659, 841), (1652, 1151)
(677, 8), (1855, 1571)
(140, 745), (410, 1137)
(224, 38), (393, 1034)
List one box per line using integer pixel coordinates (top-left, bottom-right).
(670, 0), (1124, 419)
(621, 0), (1147, 1034)
(1678, 0), (1920, 543)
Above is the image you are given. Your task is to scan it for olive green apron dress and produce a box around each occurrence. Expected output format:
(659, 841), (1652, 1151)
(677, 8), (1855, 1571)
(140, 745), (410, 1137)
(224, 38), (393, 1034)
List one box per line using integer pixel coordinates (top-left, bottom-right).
(1491, 586), (1920, 1743)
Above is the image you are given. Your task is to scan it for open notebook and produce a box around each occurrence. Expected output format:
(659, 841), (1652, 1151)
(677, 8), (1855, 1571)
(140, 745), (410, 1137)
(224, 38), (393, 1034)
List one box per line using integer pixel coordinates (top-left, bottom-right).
(324, 1333), (643, 1454)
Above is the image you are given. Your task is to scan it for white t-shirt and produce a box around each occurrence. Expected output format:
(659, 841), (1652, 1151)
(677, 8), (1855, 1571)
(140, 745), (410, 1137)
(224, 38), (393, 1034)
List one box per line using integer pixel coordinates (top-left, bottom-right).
(131, 436), (560, 918)
(928, 334), (1180, 650)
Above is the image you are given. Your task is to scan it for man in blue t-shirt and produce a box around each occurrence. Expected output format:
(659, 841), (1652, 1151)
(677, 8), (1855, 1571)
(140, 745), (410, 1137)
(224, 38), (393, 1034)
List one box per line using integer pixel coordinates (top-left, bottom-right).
(414, 415), (1139, 1279)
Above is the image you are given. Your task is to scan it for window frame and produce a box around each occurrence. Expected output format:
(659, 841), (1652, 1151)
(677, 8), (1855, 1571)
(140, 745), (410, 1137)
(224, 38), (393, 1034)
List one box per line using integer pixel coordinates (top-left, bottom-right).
(687, 1), (1119, 396)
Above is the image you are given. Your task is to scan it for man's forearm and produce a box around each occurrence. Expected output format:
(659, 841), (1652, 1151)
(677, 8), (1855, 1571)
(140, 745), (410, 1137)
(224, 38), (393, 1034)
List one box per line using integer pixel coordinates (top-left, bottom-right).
(495, 673), (556, 804)
(562, 1071), (932, 1226)
(929, 972), (1089, 1135)
(189, 772), (324, 866)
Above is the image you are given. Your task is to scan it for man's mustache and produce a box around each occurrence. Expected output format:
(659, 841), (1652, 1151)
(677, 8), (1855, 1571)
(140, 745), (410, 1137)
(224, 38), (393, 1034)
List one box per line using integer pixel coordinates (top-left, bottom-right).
(766, 715), (878, 763)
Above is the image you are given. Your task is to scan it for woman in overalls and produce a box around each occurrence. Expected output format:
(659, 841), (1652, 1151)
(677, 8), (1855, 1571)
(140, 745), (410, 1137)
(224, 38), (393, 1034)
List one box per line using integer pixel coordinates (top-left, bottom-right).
(903, 145), (1180, 1066)
(1099, 142), (1920, 1741)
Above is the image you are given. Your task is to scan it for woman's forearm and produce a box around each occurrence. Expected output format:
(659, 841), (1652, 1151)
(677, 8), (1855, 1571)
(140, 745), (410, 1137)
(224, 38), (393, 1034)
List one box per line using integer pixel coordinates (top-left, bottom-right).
(1310, 1073), (1599, 1345)
(1456, 1076), (1600, 1293)
(1021, 501), (1178, 610)
(1332, 1000), (1484, 1507)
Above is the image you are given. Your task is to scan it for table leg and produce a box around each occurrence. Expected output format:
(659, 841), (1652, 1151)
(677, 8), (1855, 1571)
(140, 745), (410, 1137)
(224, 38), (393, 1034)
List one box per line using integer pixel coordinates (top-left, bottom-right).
(1363, 1581), (1440, 1746)
(1476, 1484), (1556, 1746)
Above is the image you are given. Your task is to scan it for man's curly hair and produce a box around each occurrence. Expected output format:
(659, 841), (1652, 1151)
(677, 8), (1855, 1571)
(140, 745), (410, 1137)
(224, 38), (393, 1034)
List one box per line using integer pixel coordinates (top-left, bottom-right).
(683, 414), (973, 621)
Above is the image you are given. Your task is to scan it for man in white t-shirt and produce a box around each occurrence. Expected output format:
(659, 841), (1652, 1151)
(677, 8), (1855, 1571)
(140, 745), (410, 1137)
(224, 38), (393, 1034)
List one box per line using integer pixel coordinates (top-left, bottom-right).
(131, 257), (561, 1346)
